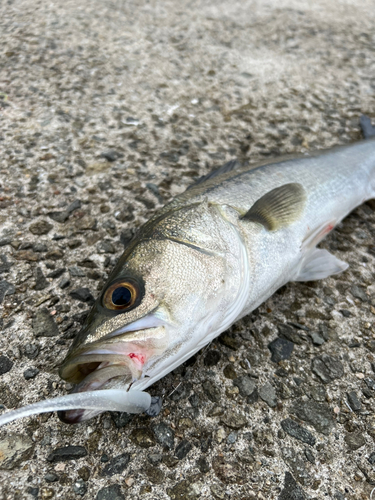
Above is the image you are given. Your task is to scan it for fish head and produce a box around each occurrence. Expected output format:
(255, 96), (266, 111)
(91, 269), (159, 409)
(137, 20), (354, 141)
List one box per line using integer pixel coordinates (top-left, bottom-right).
(58, 205), (236, 422)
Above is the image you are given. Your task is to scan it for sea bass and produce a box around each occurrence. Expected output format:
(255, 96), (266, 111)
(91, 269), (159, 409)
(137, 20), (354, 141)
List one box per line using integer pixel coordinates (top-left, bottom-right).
(1, 120), (375, 426)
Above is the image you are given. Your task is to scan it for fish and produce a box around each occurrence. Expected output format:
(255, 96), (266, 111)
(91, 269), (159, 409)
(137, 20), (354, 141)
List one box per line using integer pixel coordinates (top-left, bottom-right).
(1, 116), (375, 427)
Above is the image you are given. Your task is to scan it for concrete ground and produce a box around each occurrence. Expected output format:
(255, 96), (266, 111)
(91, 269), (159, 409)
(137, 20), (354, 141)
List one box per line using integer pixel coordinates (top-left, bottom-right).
(0, 0), (375, 498)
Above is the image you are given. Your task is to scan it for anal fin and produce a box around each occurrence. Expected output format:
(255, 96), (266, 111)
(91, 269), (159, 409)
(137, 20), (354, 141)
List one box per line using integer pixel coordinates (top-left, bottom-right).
(295, 248), (348, 282)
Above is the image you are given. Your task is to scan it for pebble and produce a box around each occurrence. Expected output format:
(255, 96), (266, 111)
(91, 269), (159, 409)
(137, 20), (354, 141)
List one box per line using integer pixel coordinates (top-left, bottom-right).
(44, 472), (58, 483)
(0, 279), (15, 304)
(227, 432), (237, 444)
(0, 434), (34, 469)
(26, 487), (39, 498)
(0, 355), (13, 375)
(204, 350), (221, 367)
(278, 471), (307, 500)
(223, 364), (237, 379)
(101, 149), (123, 162)
(344, 430), (366, 450)
(304, 448), (315, 464)
(233, 375), (257, 397)
(47, 268), (66, 279)
(96, 484), (125, 500)
(59, 277), (71, 289)
(32, 308), (59, 337)
(167, 478), (201, 499)
(152, 422), (175, 449)
(268, 337), (294, 362)
(280, 418), (316, 446)
(281, 447), (310, 486)
(310, 332), (325, 345)
(69, 287), (95, 304)
(197, 456), (210, 473)
(48, 210), (70, 223)
(29, 220), (53, 235)
(144, 465), (165, 484)
(212, 455), (245, 484)
(347, 391), (362, 412)
(291, 399), (334, 435)
(247, 387), (259, 405)
(24, 343), (39, 359)
(47, 446), (88, 462)
(364, 378), (375, 391)
(148, 453), (163, 465)
(73, 479), (87, 496)
(40, 487), (55, 499)
(311, 354), (344, 384)
(68, 266), (86, 277)
(259, 382), (277, 407)
(202, 380), (221, 403)
(0, 254), (12, 273)
(110, 411), (134, 428)
(34, 267), (48, 290)
(129, 428), (156, 448)
(220, 410), (247, 429)
(218, 332), (238, 349)
(175, 439), (192, 460)
(23, 367), (39, 379)
(75, 216), (97, 231)
(278, 323), (306, 345)
(101, 453), (130, 476)
(350, 285), (368, 302)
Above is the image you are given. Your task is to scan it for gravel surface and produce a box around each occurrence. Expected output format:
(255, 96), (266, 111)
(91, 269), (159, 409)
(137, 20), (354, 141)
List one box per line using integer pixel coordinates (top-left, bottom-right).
(1, 0), (375, 499)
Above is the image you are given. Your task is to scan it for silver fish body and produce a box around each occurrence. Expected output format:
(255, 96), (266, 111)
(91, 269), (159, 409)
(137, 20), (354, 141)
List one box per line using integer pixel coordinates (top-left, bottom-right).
(59, 138), (375, 422)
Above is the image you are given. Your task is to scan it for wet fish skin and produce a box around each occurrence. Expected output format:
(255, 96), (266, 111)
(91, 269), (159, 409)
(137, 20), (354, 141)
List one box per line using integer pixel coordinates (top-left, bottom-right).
(59, 136), (375, 422)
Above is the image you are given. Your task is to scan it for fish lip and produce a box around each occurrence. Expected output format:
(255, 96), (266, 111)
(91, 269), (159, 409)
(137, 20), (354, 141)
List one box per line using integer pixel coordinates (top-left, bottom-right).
(59, 350), (143, 385)
(60, 316), (170, 385)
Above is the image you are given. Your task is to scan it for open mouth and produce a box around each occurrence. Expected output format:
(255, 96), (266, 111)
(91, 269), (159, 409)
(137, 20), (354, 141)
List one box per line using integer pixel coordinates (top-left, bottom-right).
(58, 347), (146, 423)
(58, 318), (169, 423)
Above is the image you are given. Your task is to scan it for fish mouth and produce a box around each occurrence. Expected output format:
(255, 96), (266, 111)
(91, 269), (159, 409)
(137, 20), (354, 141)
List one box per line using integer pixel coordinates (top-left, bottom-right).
(58, 354), (137, 423)
(58, 322), (168, 423)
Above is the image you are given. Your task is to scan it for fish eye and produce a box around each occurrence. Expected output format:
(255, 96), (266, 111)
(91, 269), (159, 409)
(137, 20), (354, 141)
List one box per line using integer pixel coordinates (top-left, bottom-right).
(103, 279), (139, 311)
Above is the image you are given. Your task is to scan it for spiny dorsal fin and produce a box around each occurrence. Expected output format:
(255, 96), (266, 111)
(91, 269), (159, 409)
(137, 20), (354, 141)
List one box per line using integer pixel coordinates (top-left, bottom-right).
(187, 159), (240, 190)
(243, 183), (306, 231)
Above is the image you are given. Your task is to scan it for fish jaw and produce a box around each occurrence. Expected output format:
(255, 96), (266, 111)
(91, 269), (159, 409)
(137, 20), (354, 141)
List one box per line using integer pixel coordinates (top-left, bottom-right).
(58, 325), (169, 423)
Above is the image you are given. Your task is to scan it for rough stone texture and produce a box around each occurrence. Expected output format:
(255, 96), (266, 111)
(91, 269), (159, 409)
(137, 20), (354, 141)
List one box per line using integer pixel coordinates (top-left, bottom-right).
(32, 308), (59, 337)
(152, 422), (175, 450)
(1, 0), (375, 499)
(46, 446), (88, 462)
(96, 485), (125, 500)
(291, 399), (335, 436)
(280, 418), (316, 446)
(311, 354), (344, 383)
(0, 434), (34, 470)
(100, 453), (130, 476)
(259, 382), (278, 407)
(278, 472), (307, 500)
(268, 337), (294, 362)
(0, 355), (13, 376)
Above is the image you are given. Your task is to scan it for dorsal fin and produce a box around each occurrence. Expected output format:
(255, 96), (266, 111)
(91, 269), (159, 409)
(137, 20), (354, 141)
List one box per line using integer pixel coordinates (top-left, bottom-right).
(187, 159), (240, 190)
(243, 183), (306, 231)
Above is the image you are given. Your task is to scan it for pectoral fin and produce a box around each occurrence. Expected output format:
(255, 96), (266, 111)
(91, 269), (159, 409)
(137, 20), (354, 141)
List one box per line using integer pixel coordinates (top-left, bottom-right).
(295, 248), (348, 282)
(243, 183), (306, 231)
